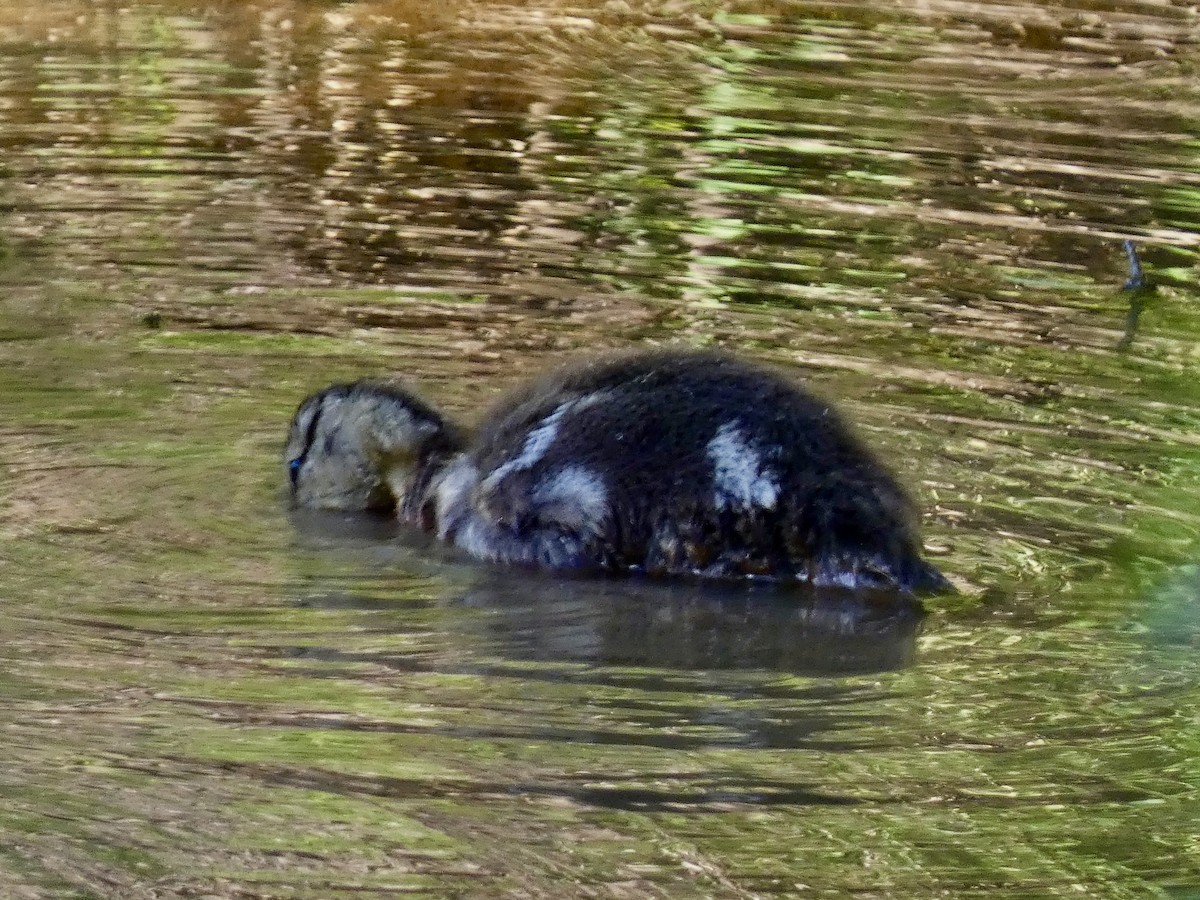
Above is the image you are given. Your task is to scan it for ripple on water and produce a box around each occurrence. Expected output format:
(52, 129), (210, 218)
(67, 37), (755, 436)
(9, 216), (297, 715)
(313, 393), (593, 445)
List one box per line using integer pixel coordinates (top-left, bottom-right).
(0, 0), (1198, 896)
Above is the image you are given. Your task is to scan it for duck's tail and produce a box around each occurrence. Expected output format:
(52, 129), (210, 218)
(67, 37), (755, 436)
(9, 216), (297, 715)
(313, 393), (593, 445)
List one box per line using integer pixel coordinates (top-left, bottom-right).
(809, 549), (953, 595)
(900, 556), (955, 595)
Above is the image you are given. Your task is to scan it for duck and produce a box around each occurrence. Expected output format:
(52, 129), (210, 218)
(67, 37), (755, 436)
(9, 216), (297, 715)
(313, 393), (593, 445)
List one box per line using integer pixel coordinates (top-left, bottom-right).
(284, 349), (950, 593)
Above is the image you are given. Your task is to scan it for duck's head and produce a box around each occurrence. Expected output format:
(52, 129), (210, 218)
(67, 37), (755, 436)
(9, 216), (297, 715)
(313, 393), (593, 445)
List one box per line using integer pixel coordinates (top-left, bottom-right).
(283, 381), (458, 514)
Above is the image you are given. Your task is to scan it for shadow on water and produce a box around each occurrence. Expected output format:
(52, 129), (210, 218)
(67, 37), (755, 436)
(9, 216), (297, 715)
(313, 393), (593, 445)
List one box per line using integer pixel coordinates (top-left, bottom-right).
(202, 754), (862, 814)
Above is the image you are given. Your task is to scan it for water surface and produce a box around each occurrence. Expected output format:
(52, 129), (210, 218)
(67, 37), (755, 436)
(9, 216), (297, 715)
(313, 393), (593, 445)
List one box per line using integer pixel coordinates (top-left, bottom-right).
(1, 0), (1199, 896)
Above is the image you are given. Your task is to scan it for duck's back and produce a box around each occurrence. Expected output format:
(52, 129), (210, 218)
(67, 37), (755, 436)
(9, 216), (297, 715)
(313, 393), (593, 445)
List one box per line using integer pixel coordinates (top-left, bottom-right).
(434, 350), (944, 592)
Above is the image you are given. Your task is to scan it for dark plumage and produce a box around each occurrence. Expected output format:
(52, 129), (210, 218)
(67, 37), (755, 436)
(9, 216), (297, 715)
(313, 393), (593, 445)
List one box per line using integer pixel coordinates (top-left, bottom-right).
(284, 350), (949, 593)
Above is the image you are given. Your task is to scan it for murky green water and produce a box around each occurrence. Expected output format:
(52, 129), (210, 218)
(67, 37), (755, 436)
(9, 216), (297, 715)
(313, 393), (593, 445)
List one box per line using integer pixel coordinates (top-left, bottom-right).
(2, 1), (1199, 896)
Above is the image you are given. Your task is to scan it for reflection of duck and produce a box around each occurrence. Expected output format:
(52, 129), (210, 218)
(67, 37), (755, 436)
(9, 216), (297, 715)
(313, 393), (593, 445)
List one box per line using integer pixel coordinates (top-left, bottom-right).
(456, 573), (926, 675)
(300, 574), (925, 676)
(285, 350), (949, 593)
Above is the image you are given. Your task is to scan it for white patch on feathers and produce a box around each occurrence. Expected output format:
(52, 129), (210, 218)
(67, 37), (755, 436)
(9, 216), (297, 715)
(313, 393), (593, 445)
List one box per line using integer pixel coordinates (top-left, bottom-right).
(433, 457), (480, 540)
(480, 391), (612, 493)
(707, 421), (780, 511)
(533, 465), (609, 535)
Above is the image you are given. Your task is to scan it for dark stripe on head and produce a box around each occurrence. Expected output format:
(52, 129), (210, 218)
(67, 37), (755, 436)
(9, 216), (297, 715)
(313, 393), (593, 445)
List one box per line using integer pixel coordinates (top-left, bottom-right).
(289, 393), (327, 490)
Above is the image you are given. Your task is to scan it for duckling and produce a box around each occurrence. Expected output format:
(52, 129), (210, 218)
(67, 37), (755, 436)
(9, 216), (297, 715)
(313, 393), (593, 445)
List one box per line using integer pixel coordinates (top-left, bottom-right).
(284, 350), (949, 593)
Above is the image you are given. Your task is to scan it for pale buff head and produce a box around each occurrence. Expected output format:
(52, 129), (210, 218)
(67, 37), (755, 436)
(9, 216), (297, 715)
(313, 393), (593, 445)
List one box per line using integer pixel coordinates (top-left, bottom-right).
(283, 382), (456, 513)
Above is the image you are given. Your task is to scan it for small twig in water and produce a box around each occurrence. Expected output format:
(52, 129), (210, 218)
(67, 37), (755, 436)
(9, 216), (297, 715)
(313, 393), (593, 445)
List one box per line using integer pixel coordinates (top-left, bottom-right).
(1117, 240), (1155, 352)
(1122, 240), (1146, 291)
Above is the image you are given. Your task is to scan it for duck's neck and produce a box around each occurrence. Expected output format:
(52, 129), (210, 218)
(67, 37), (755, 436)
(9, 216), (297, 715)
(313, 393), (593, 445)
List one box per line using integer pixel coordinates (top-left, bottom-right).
(391, 428), (467, 530)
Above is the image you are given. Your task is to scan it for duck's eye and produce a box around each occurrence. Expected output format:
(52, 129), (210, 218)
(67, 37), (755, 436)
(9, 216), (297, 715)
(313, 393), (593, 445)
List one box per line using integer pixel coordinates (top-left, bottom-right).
(287, 457), (303, 488)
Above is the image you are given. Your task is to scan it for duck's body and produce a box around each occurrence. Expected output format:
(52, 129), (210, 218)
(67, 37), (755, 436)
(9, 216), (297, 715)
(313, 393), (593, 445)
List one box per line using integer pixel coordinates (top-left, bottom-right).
(285, 350), (948, 593)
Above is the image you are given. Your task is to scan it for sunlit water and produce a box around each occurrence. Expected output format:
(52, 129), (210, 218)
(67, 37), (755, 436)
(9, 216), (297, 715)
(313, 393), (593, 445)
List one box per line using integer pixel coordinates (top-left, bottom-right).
(1, 1), (1198, 896)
